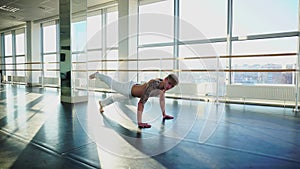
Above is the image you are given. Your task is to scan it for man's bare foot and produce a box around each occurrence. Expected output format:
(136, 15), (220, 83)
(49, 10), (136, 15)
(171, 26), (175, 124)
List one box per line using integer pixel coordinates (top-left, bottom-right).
(138, 122), (151, 128)
(89, 72), (98, 79)
(99, 101), (104, 113)
(163, 114), (174, 120)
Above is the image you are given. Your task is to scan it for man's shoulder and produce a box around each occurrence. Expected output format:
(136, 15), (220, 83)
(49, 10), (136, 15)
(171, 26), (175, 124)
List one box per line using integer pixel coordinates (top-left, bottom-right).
(147, 78), (162, 85)
(148, 78), (162, 83)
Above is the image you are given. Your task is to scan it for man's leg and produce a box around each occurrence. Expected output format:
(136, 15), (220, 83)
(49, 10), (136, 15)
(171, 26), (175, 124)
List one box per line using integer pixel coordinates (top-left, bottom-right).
(100, 94), (128, 113)
(90, 72), (132, 96)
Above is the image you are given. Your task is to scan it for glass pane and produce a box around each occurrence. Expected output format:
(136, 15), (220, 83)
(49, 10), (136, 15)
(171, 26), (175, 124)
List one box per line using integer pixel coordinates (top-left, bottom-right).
(232, 37), (298, 55)
(88, 50), (102, 71)
(180, 43), (226, 57)
(88, 50), (102, 61)
(139, 46), (173, 59)
(16, 32), (25, 55)
(5, 34), (12, 56)
(139, 0), (173, 15)
(107, 10), (118, 47)
(16, 56), (25, 76)
(179, 71), (225, 97)
(44, 54), (57, 62)
(231, 55), (297, 85)
(231, 37), (297, 85)
(233, 72), (294, 85)
(72, 21), (87, 52)
(179, 43), (225, 70)
(232, 56), (296, 70)
(5, 57), (13, 77)
(72, 52), (87, 88)
(231, 54), (296, 86)
(106, 49), (118, 77)
(44, 71), (57, 78)
(43, 24), (57, 53)
(16, 56), (25, 64)
(139, 0), (173, 45)
(44, 54), (58, 78)
(138, 46), (173, 71)
(233, 0), (298, 36)
(180, 0), (227, 40)
(87, 14), (102, 50)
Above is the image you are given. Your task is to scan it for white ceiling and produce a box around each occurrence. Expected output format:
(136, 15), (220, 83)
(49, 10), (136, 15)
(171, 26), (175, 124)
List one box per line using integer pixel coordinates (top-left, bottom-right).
(0, 0), (116, 31)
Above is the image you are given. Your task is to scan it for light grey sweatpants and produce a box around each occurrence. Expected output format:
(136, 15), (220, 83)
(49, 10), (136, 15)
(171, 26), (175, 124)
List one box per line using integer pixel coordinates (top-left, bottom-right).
(94, 72), (136, 107)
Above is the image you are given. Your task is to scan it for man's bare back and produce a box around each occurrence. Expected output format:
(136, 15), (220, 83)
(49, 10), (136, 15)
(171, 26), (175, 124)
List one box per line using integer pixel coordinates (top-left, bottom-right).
(131, 79), (164, 98)
(131, 83), (147, 98)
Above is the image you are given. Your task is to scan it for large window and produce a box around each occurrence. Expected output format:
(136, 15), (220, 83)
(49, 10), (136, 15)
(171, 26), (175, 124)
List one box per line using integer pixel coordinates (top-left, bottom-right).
(72, 18), (88, 89)
(42, 21), (59, 86)
(4, 33), (13, 80)
(231, 0), (299, 85)
(179, 42), (227, 83)
(4, 57), (13, 81)
(86, 7), (120, 89)
(87, 12), (102, 79)
(138, 46), (173, 81)
(0, 0), (298, 95)
(179, 0), (227, 93)
(135, 0), (299, 97)
(43, 54), (57, 78)
(15, 30), (25, 55)
(232, 37), (297, 84)
(138, 0), (174, 82)
(72, 21), (87, 52)
(106, 8), (118, 78)
(180, 0), (227, 40)
(106, 8), (118, 48)
(233, 0), (298, 36)
(139, 0), (174, 45)
(15, 29), (25, 76)
(138, 0), (227, 96)
(1, 29), (25, 83)
(43, 24), (57, 53)
(87, 13), (102, 50)
(4, 33), (12, 56)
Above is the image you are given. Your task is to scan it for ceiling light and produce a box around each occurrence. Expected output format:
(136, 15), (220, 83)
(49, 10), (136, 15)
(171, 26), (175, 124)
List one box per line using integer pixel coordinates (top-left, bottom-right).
(0, 5), (20, 12)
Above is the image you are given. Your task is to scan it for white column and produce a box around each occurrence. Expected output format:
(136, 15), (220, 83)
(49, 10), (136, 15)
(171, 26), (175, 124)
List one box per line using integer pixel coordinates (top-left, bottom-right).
(26, 21), (41, 86)
(118, 0), (138, 82)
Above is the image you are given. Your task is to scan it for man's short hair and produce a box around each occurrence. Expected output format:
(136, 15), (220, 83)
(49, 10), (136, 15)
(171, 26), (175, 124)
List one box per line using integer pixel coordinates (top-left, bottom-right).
(167, 74), (179, 86)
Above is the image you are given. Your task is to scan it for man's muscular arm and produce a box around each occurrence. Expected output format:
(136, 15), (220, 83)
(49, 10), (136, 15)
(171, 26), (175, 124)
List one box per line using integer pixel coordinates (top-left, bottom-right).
(137, 79), (159, 124)
(159, 90), (166, 116)
(159, 90), (174, 119)
(137, 101), (144, 124)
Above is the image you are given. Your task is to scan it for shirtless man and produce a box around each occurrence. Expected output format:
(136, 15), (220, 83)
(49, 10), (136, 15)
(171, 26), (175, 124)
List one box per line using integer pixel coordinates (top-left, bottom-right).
(89, 72), (179, 128)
